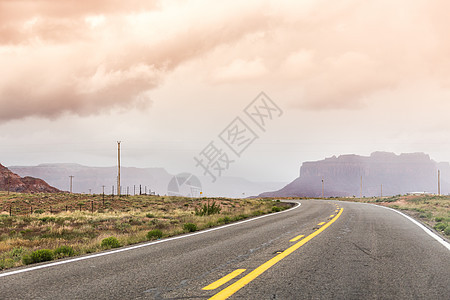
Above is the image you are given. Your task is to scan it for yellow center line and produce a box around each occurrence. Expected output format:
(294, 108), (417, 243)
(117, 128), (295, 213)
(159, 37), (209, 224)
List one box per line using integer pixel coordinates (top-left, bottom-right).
(289, 234), (305, 242)
(203, 269), (247, 290)
(209, 208), (344, 300)
(329, 215), (334, 218)
(317, 222), (326, 225)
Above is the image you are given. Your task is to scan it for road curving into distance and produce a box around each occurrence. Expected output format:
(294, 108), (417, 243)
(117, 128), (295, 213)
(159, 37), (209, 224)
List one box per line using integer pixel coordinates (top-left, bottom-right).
(1, 200), (449, 299)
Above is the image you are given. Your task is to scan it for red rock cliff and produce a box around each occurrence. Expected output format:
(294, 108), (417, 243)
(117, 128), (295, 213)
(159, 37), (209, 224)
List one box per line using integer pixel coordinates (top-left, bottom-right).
(0, 163), (60, 193)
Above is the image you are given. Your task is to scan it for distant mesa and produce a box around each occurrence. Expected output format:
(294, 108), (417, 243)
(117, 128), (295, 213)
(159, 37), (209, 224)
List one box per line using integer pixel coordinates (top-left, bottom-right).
(0, 163), (60, 193)
(259, 152), (449, 198)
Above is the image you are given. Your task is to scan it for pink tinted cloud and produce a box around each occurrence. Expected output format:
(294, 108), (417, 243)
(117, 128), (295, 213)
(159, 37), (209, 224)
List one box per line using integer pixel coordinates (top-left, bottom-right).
(267, 0), (450, 110)
(0, 1), (272, 122)
(1, 0), (450, 123)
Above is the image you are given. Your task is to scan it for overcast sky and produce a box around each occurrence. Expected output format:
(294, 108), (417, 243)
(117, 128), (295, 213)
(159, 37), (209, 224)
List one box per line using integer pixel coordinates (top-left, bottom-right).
(1, 0), (450, 183)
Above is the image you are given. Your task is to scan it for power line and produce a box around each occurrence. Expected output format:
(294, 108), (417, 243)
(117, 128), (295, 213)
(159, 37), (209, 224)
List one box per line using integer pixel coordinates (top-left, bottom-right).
(69, 176), (74, 194)
(117, 141), (121, 196)
(360, 176), (363, 198)
(438, 169), (440, 196)
(321, 179), (324, 198)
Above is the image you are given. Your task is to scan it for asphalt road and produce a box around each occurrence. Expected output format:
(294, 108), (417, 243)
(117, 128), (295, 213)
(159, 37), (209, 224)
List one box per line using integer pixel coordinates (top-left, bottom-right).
(1, 200), (449, 299)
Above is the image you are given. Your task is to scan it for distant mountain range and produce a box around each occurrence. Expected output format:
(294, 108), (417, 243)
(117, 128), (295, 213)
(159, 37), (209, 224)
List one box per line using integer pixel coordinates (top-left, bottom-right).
(0, 163), (60, 193)
(9, 163), (285, 198)
(7, 152), (446, 198)
(259, 152), (449, 198)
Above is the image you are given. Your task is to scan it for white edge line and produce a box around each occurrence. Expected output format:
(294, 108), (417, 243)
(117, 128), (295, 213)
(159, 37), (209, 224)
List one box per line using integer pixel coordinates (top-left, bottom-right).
(355, 202), (450, 251)
(0, 202), (301, 278)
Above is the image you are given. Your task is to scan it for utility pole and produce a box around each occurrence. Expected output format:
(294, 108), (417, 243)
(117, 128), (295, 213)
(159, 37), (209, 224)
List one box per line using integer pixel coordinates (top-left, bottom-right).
(69, 176), (74, 194)
(438, 169), (441, 196)
(117, 141), (121, 197)
(321, 179), (324, 198)
(102, 185), (105, 205)
(360, 176), (362, 198)
(134, 185), (136, 196)
(381, 184), (383, 198)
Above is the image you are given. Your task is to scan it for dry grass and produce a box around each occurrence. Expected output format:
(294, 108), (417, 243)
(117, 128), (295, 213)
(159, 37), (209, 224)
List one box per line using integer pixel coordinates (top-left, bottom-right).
(0, 192), (289, 270)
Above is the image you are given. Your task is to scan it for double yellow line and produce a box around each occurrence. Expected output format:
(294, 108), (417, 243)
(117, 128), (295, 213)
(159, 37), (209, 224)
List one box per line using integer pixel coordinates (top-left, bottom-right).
(204, 207), (344, 299)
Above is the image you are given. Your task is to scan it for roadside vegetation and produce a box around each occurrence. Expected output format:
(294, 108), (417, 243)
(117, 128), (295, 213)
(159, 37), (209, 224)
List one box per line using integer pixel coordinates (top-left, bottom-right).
(0, 192), (289, 270)
(337, 194), (450, 238)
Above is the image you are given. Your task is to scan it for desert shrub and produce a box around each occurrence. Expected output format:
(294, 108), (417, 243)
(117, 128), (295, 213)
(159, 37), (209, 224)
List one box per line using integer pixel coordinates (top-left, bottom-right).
(128, 218), (143, 225)
(252, 210), (263, 216)
(232, 214), (248, 222)
(272, 206), (282, 212)
(444, 226), (450, 236)
(383, 198), (398, 203)
(218, 216), (232, 224)
(101, 236), (120, 249)
(195, 201), (221, 216)
(183, 223), (197, 232)
(146, 213), (155, 218)
(21, 216), (33, 223)
(147, 229), (163, 240)
(434, 222), (447, 232)
(435, 217), (444, 222)
(30, 249), (54, 263)
(54, 246), (74, 257)
(22, 255), (32, 265)
(0, 258), (15, 270)
(10, 247), (26, 260)
(34, 209), (45, 214)
(39, 217), (56, 223)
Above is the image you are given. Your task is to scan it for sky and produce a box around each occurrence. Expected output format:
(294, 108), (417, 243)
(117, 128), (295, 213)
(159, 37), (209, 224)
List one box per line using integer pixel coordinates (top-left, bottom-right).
(1, 0), (450, 184)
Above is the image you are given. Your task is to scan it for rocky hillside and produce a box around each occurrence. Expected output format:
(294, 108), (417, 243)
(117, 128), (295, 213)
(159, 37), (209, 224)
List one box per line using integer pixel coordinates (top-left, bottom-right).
(0, 163), (60, 193)
(260, 152), (448, 198)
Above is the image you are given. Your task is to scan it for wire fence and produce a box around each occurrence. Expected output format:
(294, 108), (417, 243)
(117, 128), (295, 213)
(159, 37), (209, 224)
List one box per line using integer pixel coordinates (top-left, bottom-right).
(0, 193), (159, 217)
